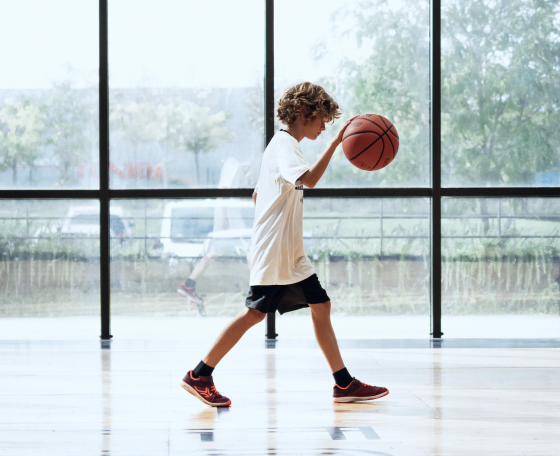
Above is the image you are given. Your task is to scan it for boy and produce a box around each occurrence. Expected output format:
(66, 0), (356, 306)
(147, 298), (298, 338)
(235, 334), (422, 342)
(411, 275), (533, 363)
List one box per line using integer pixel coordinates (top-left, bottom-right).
(181, 82), (389, 406)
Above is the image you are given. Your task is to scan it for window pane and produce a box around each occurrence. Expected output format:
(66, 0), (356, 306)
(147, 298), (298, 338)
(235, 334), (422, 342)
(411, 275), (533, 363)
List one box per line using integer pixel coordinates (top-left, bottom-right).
(110, 198), (430, 339)
(275, 0), (430, 188)
(108, 0), (265, 189)
(0, 200), (100, 339)
(0, 1), (99, 190)
(442, 198), (560, 338)
(442, 0), (560, 187)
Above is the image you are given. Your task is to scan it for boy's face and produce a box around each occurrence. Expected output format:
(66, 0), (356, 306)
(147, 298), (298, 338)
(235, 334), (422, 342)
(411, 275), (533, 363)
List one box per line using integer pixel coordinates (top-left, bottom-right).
(303, 116), (326, 141)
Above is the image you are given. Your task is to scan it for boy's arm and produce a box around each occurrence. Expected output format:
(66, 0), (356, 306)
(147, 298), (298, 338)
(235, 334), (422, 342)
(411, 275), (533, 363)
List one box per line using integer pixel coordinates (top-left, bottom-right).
(298, 117), (356, 189)
(252, 192), (257, 206)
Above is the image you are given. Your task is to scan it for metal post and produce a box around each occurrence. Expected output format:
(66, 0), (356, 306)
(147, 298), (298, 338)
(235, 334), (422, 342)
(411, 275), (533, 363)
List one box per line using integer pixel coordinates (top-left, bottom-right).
(498, 198), (502, 239)
(379, 199), (384, 257)
(99, 0), (112, 341)
(430, 0), (443, 338)
(264, 0), (277, 340)
(144, 200), (148, 255)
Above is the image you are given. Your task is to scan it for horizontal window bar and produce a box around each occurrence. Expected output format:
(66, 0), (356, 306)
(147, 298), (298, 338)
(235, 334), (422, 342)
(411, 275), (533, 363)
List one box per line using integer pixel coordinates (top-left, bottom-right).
(2, 187), (560, 199)
(304, 188), (432, 198)
(0, 190), (100, 199)
(441, 188), (560, 197)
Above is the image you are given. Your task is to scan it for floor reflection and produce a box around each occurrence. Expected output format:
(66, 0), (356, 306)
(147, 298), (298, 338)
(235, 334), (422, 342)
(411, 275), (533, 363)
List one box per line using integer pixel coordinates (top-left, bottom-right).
(431, 348), (442, 455)
(267, 350), (277, 453)
(101, 343), (111, 455)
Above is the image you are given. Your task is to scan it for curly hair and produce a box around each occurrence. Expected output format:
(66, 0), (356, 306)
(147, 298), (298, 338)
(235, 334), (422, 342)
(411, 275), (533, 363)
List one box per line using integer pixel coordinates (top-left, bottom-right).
(276, 82), (342, 125)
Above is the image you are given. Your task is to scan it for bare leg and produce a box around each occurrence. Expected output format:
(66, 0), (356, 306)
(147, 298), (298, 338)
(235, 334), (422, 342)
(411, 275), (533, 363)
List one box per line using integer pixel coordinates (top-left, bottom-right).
(309, 301), (345, 373)
(189, 255), (213, 281)
(202, 307), (266, 367)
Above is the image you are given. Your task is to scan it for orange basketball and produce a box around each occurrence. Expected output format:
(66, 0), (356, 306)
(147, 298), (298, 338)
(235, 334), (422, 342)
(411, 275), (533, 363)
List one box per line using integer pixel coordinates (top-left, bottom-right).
(342, 114), (399, 171)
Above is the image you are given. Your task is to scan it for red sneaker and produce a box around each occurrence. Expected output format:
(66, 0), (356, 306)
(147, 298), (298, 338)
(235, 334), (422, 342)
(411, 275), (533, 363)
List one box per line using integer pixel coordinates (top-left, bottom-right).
(333, 378), (389, 403)
(180, 370), (231, 407)
(177, 283), (206, 316)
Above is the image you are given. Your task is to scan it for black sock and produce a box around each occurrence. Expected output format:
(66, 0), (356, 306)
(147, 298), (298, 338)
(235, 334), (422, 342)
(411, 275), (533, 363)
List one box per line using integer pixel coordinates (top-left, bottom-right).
(185, 278), (196, 287)
(193, 360), (214, 377)
(333, 367), (353, 388)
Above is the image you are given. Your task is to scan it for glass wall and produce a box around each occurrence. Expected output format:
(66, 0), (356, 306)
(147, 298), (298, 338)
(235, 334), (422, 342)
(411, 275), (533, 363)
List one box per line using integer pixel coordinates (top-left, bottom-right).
(442, 198), (560, 337)
(442, 0), (560, 187)
(109, 198), (430, 338)
(0, 200), (100, 317)
(275, 0), (430, 188)
(0, 1), (99, 189)
(3, 0), (559, 340)
(110, 198), (253, 318)
(108, 0), (265, 189)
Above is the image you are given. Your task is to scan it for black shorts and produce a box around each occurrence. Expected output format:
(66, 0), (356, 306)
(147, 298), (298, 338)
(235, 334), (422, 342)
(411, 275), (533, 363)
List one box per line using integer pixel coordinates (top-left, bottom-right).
(245, 274), (330, 315)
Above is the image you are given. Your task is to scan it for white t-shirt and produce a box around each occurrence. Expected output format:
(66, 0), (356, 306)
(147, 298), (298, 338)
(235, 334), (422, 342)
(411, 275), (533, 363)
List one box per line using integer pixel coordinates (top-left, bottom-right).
(249, 131), (316, 285)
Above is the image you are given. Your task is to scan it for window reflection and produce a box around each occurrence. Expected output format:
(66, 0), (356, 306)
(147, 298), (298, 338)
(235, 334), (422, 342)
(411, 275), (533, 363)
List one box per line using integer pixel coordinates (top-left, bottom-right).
(0, 200), (100, 317)
(110, 198), (431, 318)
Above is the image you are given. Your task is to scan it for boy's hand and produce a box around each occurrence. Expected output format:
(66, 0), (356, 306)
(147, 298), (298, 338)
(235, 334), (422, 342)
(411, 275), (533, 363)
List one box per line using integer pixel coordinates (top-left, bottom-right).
(334, 115), (359, 146)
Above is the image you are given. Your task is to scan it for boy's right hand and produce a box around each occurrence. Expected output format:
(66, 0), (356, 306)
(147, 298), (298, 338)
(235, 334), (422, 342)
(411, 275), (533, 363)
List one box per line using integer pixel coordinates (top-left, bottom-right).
(334, 115), (359, 146)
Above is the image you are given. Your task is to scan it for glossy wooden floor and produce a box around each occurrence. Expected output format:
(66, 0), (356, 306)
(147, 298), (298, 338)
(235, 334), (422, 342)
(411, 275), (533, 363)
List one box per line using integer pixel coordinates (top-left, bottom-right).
(1, 339), (559, 456)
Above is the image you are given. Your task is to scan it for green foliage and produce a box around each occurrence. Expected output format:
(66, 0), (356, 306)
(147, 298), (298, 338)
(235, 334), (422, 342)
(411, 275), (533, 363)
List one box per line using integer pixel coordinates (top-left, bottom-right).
(165, 98), (235, 184)
(315, 0), (560, 188)
(0, 94), (46, 183)
(110, 90), (167, 146)
(111, 89), (235, 185)
(45, 81), (97, 185)
(442, 0), (560, 186)
(314, 0), (430, 187)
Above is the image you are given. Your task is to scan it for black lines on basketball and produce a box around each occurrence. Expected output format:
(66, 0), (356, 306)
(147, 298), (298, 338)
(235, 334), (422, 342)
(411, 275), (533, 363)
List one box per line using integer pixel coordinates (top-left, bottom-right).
(370, 135), (385, 169)
(378, 116), (397, 159)
(341, 114), (399, 171)
(351, 132), (385, 161)
(349, 127), (389, 161)
(342, 130), (381, 141)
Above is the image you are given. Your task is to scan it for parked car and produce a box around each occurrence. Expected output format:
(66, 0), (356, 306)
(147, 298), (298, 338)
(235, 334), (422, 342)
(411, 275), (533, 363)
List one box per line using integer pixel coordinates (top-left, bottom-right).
(160, 199), (255, 258)
(34, 205), (132, 243)
(159, 199), (313, 259)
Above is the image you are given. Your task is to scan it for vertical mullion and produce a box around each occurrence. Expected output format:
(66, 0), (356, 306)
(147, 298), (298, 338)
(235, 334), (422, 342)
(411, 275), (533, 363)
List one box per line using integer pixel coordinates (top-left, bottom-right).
(430, 0), (442, 338)
(265, 0), (277, 340)
(99, 0), (112, 340)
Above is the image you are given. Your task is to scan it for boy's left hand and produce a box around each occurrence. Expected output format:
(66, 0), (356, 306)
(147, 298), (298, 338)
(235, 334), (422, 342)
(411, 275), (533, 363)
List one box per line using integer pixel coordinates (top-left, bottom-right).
(334, 116), (359, 146)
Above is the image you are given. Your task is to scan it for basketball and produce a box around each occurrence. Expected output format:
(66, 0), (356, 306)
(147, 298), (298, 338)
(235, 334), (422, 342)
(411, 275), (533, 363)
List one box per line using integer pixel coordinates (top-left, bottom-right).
(342, 114), (399, 171)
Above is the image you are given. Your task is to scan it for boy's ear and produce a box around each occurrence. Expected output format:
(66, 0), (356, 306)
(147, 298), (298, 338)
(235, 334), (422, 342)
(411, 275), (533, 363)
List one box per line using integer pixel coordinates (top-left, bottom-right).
(298, 106), (311, 125)
(298, 105), (309, 117)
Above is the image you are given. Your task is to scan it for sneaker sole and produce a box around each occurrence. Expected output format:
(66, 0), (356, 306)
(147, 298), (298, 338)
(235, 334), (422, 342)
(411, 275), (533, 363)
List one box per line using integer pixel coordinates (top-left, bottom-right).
(177, 289), (203, 305)
(180, 381), (231, 407)
(333, 389), (389, 403)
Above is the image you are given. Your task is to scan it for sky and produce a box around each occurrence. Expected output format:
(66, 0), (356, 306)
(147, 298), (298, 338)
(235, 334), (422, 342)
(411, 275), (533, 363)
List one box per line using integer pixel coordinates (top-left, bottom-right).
(0, 0), (364, 90)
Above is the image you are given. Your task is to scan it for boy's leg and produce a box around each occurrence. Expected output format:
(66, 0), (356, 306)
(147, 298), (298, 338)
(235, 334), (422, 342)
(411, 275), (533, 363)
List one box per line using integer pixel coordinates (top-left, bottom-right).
(310, 300), (389, 402)
(202, 307), (266, 367)
(189, 254), (213, 281)
(181, 307), (266, 407)
(309, 301), (345, 373)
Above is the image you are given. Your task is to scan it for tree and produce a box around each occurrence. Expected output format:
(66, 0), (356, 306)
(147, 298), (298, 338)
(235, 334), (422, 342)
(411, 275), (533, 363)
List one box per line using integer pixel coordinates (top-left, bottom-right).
(165, 99), (235, 185)
(110, 89), (167, 184)
(442, 0), (560, 230)
(0, 94), (46, 184)
(45, 81), (97, 186)
(313, 0), (430, 188)
(317, 0), (560, 230)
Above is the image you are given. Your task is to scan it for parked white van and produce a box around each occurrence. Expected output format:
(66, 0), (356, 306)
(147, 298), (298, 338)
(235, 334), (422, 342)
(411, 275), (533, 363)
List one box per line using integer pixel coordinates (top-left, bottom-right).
(159, 199), (255, 258)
